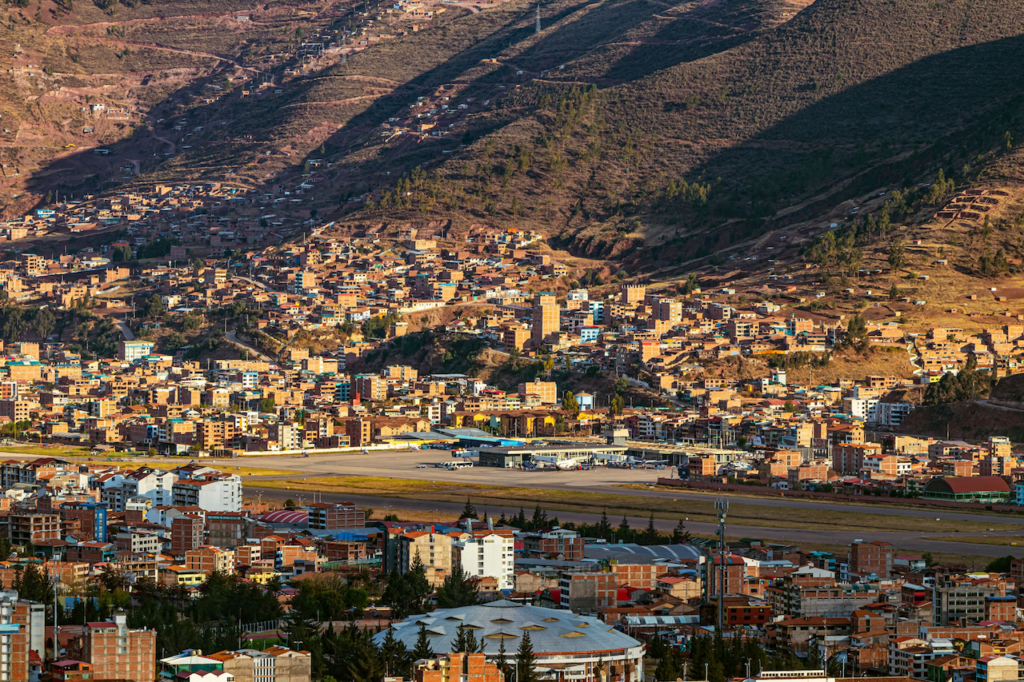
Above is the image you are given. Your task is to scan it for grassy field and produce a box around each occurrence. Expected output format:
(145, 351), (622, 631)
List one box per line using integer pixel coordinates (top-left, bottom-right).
(0, 446), (92, 457)
(249, 479), (1008, 566)
(253, 476), (1022, 534)
(923, 535), (1024, 548)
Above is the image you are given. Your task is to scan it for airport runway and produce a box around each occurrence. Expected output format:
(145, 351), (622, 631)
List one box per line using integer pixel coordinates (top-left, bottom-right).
(249, 485), (1024, 561)
(9, 447), (1023, 558)
(221, 449), (1024, 527)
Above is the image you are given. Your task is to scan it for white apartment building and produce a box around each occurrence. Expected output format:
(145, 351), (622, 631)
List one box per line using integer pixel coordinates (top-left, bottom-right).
(122, 468), (176, 506)
(455, 532), (515, 590)
(843, 397), (879, 422)
(172, 476), (242, 512)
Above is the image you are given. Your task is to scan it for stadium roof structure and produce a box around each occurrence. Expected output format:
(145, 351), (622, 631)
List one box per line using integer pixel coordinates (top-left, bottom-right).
(583, 543), (704, 564)
(260, 509), (308, 524)
(375, 600), (642, 656)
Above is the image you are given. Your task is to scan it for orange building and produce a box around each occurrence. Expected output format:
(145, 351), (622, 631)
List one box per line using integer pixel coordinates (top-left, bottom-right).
(82, 614), (157, 682)
(416, 653), (503, 682)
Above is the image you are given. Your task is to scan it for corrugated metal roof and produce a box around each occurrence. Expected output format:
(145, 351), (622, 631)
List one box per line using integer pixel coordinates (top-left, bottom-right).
(376, 601), (642, 655)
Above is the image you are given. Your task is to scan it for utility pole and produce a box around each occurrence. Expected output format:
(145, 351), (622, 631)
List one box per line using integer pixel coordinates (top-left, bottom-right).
(535, 2), (540, 34)
(53, 584), (59, 661)
(715, 497), (728, 633)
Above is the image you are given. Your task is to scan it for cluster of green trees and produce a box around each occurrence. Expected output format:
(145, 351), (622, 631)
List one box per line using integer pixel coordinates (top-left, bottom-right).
(362, 313), (399, 340)
(539, 84), (600, 139)
(977, 248), (1010, 276)
(495, 505), (690, 546)
(609, 375), (628, 415)
(804, 174), (959, 276)
(654, 633), (820, 682)
(496, 505), (559, 532)
(126, 572), (284, 655)
(841, 314), (869, 352)
(381, 558), (432, 619)
(569, 510), (688, 546)
(111, 244), (134, 262)
(767, 351), (831, 370)
(922, 168), (956, 205)
(680, 273), (700, 295)
(493, 507), (692, 544)
(655, 179), (712, 213)
(137, 237), (175, 260)
(0, 302), (60, 343)
(922, 354), (993, 405)
(318, 620), (539, 682)
(435, 567), (479, 609)
(804, 228), (862, 276)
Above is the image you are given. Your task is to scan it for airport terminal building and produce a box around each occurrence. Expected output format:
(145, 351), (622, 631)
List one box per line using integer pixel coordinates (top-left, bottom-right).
(478, 444), (627, 468)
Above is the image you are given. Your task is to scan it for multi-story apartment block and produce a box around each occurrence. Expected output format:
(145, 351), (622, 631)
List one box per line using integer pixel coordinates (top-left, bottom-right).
(305, 502), (365, 530)
(454, 531), (515, 591)
(397, 530), (452, 587)
(82, 613), (157, 682)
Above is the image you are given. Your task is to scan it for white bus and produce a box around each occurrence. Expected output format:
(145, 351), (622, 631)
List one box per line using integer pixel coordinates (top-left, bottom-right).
(444, 460), (474, 470)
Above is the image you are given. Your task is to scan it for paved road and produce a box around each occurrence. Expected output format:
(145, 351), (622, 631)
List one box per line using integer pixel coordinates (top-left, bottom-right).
(249, 486), (1024, 561)
(224, 331), (276, 363)
(115, 321), (135, 340)
(232, 275), (270, 292)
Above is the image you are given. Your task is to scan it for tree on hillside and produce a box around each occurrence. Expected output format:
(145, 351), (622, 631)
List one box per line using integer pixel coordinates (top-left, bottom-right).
(561, 391), (580, 419)
(33, 307), (55, 339)
(112, 244), (133, 262)
(843, 314), (868, 352)
(923, 353), (993, 405)
(143, 294), (164, 319)
(888, 236), (905, 272)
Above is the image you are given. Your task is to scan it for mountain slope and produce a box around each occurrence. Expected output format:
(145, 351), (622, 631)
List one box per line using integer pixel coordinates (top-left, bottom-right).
(308, 0), (1024, 270)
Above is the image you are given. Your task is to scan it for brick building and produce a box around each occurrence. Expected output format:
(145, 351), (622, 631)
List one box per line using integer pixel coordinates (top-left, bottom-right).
(185, 546), (234, 575)
(849, 540), (895, 579)
(610, 563), (664, 590)
(61, 503), (109, 543)
(522, 530), (583, 561)
(306, 502), (365, 530)
(559, 570), (617, 613)
(6, 512), (60, 546)
(170, 515), (204, 557)
(82, 613), (157, 682)
(416, 652), (503, 682)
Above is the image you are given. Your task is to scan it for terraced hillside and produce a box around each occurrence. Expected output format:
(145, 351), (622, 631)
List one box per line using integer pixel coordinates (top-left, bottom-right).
(0, 0), (344, 217)
(10, 0), (1024, 286)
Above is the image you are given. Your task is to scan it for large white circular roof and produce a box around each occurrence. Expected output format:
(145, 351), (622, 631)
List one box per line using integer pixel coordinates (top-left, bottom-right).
(375, 600), (642, 656)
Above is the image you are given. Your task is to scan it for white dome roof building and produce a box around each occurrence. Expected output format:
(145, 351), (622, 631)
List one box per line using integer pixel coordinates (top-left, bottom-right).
(375, 600), (644, 682)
